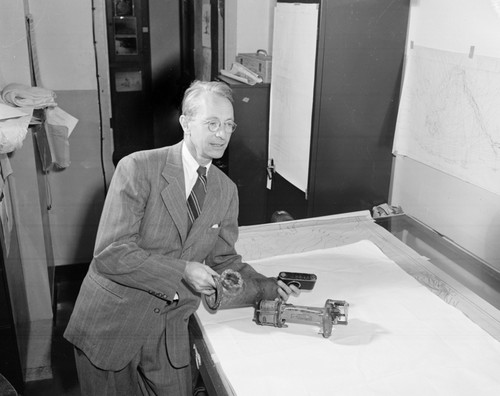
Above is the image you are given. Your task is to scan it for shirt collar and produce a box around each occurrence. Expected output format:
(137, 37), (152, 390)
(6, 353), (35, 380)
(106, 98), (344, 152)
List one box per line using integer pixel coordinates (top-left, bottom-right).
(181, 141), (212, 175)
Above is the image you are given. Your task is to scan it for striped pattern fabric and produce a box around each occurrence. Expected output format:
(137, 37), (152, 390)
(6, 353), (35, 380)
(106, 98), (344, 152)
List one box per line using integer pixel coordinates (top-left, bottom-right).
(187, 166), (207, 227)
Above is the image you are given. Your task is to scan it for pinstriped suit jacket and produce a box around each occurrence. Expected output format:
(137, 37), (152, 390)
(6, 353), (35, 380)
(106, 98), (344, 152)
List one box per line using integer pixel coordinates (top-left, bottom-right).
(64, 141), (265, 371)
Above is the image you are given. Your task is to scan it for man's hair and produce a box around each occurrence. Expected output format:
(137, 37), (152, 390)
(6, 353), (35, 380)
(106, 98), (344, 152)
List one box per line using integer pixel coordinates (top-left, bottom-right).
(181, 80), (233, 117)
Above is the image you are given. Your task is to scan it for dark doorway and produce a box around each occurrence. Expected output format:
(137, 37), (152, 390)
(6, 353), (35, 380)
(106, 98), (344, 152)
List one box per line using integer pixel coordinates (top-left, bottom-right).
(105, 0), (224, 166)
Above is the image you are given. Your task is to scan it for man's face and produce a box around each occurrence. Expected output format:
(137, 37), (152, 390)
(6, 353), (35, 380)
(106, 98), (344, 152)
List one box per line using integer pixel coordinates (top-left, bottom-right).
(181, 92), (235, 166)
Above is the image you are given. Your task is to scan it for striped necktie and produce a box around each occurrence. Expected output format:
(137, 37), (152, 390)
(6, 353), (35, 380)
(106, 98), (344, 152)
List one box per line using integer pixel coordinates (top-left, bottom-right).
(187, 166), (207, 227)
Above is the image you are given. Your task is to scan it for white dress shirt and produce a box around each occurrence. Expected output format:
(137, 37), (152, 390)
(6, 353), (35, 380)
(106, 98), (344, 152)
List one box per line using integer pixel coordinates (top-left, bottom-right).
(181, 142), (211, 199)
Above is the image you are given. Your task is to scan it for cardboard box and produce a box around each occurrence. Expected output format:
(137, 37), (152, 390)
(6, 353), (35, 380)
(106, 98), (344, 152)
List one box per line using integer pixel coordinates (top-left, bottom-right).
(236, 51), (272, 83)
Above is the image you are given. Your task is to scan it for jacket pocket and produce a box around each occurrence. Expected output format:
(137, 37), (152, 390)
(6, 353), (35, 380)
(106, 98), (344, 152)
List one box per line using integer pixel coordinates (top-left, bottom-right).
(89, 271), (124, 300)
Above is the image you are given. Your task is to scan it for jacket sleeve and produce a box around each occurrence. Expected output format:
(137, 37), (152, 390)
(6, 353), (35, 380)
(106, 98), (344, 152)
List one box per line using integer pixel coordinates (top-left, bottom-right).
(91, 153), (186, 302)
(206, 182), (277, 283)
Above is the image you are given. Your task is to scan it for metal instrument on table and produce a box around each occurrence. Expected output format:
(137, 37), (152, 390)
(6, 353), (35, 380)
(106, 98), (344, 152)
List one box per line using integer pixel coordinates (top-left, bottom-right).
(253, 299), (349, 338)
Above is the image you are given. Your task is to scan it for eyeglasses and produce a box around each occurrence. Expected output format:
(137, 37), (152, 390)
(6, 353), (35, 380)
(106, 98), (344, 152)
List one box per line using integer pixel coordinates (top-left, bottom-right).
(190, 117), (237, 134)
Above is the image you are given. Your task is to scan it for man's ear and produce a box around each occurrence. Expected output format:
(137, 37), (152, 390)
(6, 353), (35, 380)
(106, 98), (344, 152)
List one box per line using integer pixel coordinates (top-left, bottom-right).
(179, 115), (189, 132)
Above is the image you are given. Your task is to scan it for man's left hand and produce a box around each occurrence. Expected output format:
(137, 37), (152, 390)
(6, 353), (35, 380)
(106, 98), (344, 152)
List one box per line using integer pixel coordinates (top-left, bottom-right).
(277, 280), (300, 302)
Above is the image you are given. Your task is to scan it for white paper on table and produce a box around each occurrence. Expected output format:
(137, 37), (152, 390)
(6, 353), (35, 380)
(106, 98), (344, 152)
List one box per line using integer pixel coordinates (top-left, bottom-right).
(197, 240), (500, 396)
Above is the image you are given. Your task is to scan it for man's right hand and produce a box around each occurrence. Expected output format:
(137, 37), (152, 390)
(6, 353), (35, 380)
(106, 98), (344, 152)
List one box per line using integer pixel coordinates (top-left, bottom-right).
(183, 262), (219, 295)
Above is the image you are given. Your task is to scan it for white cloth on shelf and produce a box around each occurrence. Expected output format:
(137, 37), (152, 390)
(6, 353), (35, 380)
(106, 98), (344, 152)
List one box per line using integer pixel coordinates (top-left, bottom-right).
(1, 83), (57, 109)
(0, 104), (33, 154)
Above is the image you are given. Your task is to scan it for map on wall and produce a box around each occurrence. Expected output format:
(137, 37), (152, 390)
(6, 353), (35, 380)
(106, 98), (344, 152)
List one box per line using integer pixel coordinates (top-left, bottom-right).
(393, 45), (500, 196)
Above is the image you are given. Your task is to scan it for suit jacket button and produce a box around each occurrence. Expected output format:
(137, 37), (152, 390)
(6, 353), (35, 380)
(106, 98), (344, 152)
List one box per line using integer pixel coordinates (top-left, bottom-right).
(154, 308), (160, 313)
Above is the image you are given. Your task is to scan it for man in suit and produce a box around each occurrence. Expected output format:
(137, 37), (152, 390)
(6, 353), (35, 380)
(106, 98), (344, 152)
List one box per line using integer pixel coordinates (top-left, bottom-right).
(64, 80), (298, 395)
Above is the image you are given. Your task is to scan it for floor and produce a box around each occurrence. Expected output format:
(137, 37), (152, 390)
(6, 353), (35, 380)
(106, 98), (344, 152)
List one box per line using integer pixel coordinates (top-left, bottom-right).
(21, 265), (86, 396)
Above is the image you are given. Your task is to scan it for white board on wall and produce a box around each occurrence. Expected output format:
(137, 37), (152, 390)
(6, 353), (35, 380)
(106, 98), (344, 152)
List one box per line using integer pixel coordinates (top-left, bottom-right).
(393, 45), (500, 196)
(391, 0), (500, 268)
(391, 156), (500, 270)
(268, 3), (318, 193)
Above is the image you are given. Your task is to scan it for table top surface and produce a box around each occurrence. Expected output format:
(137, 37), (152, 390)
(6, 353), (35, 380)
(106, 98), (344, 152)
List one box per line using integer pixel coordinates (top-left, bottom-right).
(192, 212), (500, 396)
(375, 214), (500, 310)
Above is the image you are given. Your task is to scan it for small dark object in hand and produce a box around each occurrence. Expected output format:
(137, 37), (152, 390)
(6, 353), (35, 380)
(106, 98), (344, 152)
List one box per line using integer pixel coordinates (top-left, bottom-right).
(278, 271), (317, 290)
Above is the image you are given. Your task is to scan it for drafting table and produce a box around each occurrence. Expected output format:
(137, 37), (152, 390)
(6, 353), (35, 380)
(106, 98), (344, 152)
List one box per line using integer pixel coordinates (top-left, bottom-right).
(190, 212), (500, 395)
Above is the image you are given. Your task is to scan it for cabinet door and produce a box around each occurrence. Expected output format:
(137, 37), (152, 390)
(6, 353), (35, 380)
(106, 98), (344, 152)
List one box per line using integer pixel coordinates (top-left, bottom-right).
(308, 0), (409, 216)
(226, 82), (270, 226)
(269, 0), (409, 219)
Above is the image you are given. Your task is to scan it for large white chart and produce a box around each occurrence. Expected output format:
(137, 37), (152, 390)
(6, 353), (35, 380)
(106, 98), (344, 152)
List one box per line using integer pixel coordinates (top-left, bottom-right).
(393, 45), (500, 195)
(268, 3), (319, 193)
(197, 240), (500, 395)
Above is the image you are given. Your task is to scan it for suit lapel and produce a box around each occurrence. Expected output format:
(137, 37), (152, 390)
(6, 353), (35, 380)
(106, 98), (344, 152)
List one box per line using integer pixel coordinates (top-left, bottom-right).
(161, 143), (188, 243)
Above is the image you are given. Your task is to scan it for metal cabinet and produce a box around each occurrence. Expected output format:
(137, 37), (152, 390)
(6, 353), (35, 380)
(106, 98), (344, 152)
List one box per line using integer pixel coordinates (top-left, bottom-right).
(220, 78), (271, 226)
(271, 0), (410, 219)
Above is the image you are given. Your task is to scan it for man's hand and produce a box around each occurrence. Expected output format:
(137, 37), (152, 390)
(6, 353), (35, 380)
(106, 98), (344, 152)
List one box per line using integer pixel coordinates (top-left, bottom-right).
(277, 280), (300, 302)
(183, 262), (219, 295)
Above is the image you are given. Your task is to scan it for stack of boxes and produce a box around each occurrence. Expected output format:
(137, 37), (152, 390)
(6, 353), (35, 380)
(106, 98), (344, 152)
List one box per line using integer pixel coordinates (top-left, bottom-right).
(235, 50), (272, 83)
